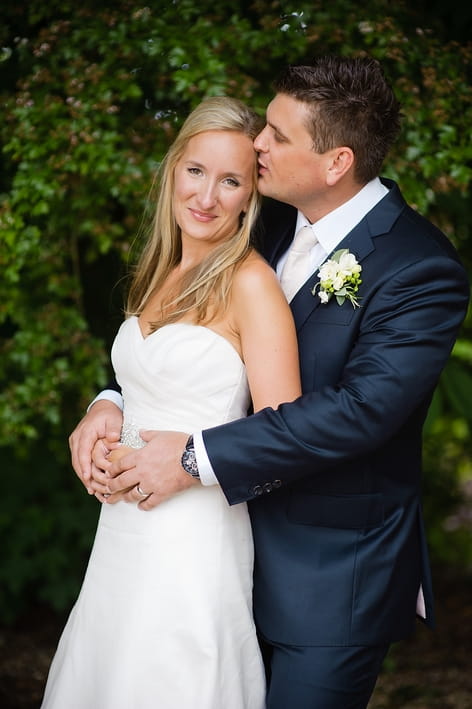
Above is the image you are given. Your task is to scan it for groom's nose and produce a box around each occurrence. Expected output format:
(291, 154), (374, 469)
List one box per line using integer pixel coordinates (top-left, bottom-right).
(254, 125), (269, 152)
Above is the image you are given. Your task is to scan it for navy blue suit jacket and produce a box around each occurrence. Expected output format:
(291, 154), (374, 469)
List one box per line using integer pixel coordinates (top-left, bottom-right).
(203, 179), (470, 647)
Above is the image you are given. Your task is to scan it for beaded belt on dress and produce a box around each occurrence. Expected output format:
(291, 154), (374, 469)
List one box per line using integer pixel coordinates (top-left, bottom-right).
(120, 422), (146, 449)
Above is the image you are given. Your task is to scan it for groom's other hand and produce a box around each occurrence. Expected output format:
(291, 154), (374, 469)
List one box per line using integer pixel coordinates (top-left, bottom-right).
(106, 430), (196, 509)
(69, 400), (123, 494)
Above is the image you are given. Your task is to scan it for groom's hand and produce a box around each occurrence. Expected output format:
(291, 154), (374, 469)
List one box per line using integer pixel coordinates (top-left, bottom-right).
(106, 430), (197, 509)
(69, 400), (123, 494)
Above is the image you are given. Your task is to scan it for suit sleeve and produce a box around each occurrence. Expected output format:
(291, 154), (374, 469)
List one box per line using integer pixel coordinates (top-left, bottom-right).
(105, 376), (121, 393)
(203, 251), (470, 504)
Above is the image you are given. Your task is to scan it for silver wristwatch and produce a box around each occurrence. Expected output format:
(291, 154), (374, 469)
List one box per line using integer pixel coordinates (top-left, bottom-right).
(181, 435), (200, 479)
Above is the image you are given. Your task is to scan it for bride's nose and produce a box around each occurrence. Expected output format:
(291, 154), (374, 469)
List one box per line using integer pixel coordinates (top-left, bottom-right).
(196, 180), (218, 209)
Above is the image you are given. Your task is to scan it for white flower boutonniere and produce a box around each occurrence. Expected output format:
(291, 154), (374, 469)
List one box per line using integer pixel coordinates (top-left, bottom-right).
(312, 249), (362, 308)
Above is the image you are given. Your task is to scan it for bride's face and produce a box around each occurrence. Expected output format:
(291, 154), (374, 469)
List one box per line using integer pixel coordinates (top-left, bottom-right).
(173, 130), (255, 248)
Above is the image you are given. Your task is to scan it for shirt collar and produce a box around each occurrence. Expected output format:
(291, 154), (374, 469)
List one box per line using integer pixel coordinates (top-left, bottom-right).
(295, 177), (389, 255)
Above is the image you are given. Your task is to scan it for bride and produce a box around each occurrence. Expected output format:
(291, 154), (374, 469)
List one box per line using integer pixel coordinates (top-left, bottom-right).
(41, 96), (301, 709)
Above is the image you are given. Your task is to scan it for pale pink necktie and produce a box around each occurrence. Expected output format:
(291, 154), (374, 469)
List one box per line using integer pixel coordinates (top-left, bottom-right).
(280, 226), (318, 302)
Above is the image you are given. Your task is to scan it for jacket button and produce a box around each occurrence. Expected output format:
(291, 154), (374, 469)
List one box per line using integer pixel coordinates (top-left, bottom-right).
(272, 479), (282, 488)
(263, 482), (273, 493)
(252, 485), (263, 496)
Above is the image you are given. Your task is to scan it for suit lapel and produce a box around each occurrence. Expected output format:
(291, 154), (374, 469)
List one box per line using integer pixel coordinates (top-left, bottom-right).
(289, 180), (405, 331)
(267, 224), (294, 268)
(265, 220), (296, 269)
(258, 198), (298, 268)
(290, 222), (375, 330)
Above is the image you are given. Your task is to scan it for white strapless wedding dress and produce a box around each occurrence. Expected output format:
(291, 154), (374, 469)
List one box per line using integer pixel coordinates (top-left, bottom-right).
(42, 317), (265, 709)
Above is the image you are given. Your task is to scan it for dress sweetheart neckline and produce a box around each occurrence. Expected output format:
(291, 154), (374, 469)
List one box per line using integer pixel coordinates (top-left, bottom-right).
(128, 315), (244, 365)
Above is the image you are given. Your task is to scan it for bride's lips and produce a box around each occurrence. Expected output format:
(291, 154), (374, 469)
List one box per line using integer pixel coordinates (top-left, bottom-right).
(188, 208), (217, 222)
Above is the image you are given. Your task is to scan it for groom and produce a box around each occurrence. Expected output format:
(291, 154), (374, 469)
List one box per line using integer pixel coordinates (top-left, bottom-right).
(71, 56), (469, 708)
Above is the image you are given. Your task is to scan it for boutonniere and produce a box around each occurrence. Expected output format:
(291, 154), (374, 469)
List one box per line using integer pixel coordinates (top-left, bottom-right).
(312, 249), (362, 308)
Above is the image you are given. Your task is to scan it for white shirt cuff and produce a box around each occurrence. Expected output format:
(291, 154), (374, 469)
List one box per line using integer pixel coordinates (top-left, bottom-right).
(416, 584), (426, 619)
(193, 431), (219, 486)
(87, 389), (124, 412)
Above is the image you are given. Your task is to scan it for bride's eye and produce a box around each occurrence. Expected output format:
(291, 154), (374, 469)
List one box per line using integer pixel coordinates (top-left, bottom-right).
(188, 167), (203, 176)
(223, 177), (240, 187)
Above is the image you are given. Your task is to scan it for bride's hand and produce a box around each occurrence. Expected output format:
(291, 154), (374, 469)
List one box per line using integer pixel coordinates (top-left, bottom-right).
(92, 445), (136, 504)
(107, 445), (134, 463)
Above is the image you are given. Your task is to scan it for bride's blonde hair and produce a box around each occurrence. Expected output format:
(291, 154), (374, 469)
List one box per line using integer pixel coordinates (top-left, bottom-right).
(126, 96), (263, 328)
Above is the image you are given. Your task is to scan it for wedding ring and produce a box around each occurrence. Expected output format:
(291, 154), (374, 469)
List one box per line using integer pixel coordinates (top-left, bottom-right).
(136, 485), (150, 497)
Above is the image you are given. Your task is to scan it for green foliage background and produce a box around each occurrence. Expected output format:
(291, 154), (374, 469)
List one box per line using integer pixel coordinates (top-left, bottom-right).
(1, 0), (471, 622)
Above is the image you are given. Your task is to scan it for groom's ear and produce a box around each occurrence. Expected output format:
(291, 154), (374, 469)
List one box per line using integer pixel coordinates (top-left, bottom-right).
(326, 147), (354, 186)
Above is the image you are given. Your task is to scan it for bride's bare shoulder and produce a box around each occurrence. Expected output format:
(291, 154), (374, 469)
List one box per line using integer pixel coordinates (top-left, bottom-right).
(230, 250), (286, 314)
(234, 249), (277, 288)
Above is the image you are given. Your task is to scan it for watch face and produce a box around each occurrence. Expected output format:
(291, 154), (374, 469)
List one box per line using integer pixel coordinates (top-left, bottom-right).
(182, 443), (199, 478)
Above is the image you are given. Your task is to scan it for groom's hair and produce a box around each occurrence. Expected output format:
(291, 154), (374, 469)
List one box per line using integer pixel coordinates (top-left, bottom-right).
(274, 55), (402, 184)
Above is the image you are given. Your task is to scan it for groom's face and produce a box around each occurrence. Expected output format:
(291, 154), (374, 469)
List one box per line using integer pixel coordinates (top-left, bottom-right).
(254, 93), (332, 219)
